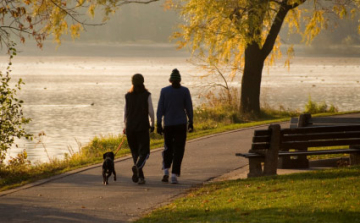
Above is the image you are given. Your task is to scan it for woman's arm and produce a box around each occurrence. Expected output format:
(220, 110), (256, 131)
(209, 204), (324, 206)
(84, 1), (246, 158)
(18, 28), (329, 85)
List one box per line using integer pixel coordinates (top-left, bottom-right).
(148, 95), (155, 127)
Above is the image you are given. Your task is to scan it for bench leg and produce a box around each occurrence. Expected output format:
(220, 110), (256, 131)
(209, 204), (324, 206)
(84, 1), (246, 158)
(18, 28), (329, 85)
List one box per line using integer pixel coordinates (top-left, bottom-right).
(264, 153), (278, 176)
(349, 145), (360, 165)
(295, 152), (310, 168)
(350, 154), (360, 165)
(248, 157), (264, 178)
(264, 124), (280, 176)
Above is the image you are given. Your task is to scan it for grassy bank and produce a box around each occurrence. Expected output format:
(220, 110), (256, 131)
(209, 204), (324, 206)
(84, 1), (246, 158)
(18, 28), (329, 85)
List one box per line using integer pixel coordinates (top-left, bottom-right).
(0, 100), (357, 191)
(136, 165), (360, 223)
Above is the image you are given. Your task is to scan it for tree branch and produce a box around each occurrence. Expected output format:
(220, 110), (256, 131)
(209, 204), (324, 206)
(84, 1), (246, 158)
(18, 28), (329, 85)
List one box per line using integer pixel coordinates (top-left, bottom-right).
(213, 63), (230, 90)
(49, 0), (83, 24)
(0, 26), (32, 35)
(286, 0), (306, 10)
(116, 0), (159, 7)
(261, 0), (306, 58)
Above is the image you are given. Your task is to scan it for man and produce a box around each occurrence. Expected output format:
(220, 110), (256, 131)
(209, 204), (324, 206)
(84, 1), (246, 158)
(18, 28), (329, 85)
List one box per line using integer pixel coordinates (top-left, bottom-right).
(157, 68), (193, 184)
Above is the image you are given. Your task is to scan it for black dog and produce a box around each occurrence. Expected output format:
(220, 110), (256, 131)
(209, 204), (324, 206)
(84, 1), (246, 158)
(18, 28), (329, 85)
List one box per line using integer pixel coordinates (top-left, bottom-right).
(102, 152), (116, 185)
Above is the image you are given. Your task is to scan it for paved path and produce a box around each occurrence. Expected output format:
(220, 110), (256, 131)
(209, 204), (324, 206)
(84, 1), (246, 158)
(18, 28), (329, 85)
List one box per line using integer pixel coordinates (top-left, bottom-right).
(0, 114), (357, 222)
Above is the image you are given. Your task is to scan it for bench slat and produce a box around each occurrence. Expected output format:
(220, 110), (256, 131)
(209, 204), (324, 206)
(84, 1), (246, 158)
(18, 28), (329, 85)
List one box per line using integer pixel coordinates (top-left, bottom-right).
(252, 136), (271, 143)
(236, 148), (360, 158)
(251, 143), (270, 150)
(310, 117), (360, 124)
(281, 139), (360, 149)
(278, 148), (360, 156)
(282, 124), (360, 134)
(282, 132), (360, 142)
(254, 129), (271, 136)
(235, 153), (264, 158)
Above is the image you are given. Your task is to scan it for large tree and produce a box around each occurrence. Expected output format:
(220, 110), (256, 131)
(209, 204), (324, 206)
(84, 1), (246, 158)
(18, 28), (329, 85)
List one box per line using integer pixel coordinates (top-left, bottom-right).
(169, 0), (360, 114)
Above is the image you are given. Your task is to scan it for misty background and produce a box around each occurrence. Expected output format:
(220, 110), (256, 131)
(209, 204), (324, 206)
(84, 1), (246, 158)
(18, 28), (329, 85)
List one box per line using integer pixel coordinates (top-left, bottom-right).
(10, 1), (360, 56)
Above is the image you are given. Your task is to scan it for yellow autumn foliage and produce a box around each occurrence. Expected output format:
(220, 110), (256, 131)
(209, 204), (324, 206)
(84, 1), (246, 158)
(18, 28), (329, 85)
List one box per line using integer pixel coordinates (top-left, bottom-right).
(0, 0), (159, 47)
(170, 0), (360, 76)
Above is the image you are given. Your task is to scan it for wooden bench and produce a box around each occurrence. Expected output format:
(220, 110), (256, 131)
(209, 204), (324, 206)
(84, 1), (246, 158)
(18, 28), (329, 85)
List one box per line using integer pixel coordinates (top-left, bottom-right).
(282, 113), (360, 168)
(236, 124), (360, 177)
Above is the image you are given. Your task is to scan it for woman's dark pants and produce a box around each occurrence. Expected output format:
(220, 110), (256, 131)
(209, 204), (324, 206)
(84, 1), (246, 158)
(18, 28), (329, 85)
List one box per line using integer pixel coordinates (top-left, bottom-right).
(127, 130), (150, 178)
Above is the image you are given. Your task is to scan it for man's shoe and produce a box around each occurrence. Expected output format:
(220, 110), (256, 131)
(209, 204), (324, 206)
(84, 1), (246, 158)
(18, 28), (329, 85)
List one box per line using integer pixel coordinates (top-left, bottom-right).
(171, 175), (178, 184)
(138, 178), (146, 185)
(132, 166), (139, 183)
(161, 175), (169, 183)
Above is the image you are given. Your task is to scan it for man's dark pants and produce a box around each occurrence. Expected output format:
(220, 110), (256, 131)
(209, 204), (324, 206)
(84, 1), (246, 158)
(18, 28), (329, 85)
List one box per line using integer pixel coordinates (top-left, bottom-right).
(162, 124), (187, 176)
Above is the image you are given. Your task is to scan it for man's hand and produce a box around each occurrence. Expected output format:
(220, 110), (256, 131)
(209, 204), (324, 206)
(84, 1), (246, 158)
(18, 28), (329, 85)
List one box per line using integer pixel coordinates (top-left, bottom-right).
(157, 124), (163, 135)
(188, 122), (194, 133)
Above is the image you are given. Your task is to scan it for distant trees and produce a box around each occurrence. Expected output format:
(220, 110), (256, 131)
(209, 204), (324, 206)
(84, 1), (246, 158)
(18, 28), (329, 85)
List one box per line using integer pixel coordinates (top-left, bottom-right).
(0, 0), (160, 49)
(79, 1), (178, 43)
(169, 0), (360, 114)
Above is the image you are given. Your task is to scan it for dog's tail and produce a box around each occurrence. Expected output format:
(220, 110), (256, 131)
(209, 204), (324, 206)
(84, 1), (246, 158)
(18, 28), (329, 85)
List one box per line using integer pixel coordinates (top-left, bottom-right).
(114, 137), (125, 155)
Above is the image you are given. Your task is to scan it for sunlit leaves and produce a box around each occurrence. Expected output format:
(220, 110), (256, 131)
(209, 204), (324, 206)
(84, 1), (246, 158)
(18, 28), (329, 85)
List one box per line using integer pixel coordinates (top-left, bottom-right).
(171, 0), (360, 84)
(284, 44), (294, 70)
(70, 23), (82, 38)
(285, 8), (301, 34)
(163, 0), (175, 10)
(175, 0), (252, 71)
(77, 0), (85, 6)
(333, 5), (348, 19)
(303, 9), (327, 44)
(88, 4), (96, 17)
(0, 0), (161, 48)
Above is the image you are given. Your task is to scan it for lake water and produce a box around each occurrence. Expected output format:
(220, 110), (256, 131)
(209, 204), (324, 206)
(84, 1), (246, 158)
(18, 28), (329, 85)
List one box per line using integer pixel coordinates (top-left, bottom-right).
(2, 43), (360, 163)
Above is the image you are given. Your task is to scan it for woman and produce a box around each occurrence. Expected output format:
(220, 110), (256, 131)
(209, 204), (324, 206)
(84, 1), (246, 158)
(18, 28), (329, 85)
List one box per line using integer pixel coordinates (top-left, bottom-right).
(157, 68), (194, 184)
(123, 73), (154, 185)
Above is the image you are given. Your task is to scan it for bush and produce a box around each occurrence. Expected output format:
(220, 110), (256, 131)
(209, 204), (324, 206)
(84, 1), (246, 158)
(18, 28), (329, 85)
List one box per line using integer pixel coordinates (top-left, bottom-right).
(0, 44), (32, 165)
(195, 87), (301, 127)
(304, 96), (338, 114)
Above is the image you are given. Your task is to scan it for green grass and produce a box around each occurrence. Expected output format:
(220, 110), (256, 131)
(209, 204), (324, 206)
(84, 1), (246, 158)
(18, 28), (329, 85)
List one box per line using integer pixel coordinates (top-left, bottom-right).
(136, 166), (360, 223)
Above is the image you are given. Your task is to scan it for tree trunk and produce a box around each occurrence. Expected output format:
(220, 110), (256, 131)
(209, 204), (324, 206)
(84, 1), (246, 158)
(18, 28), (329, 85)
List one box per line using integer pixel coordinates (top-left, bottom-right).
(240, 43), (265, 115)
(239, 1), (298, 115)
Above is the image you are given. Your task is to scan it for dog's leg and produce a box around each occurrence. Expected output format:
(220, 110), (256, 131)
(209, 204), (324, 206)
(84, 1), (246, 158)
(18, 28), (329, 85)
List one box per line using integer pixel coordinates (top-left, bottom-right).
(102, 170), (107, 185)
(113, 169), (117, 181)
(106, 172), (111, 185)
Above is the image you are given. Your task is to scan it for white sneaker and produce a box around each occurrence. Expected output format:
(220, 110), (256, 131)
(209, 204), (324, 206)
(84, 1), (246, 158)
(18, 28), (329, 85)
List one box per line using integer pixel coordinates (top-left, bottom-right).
(171, 175), (178, 184)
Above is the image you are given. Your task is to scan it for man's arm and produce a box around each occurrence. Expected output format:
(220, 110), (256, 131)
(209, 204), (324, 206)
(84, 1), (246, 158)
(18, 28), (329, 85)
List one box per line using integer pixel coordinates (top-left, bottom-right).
(185, 88), (193, 124)
(156, 89), (164, 126)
